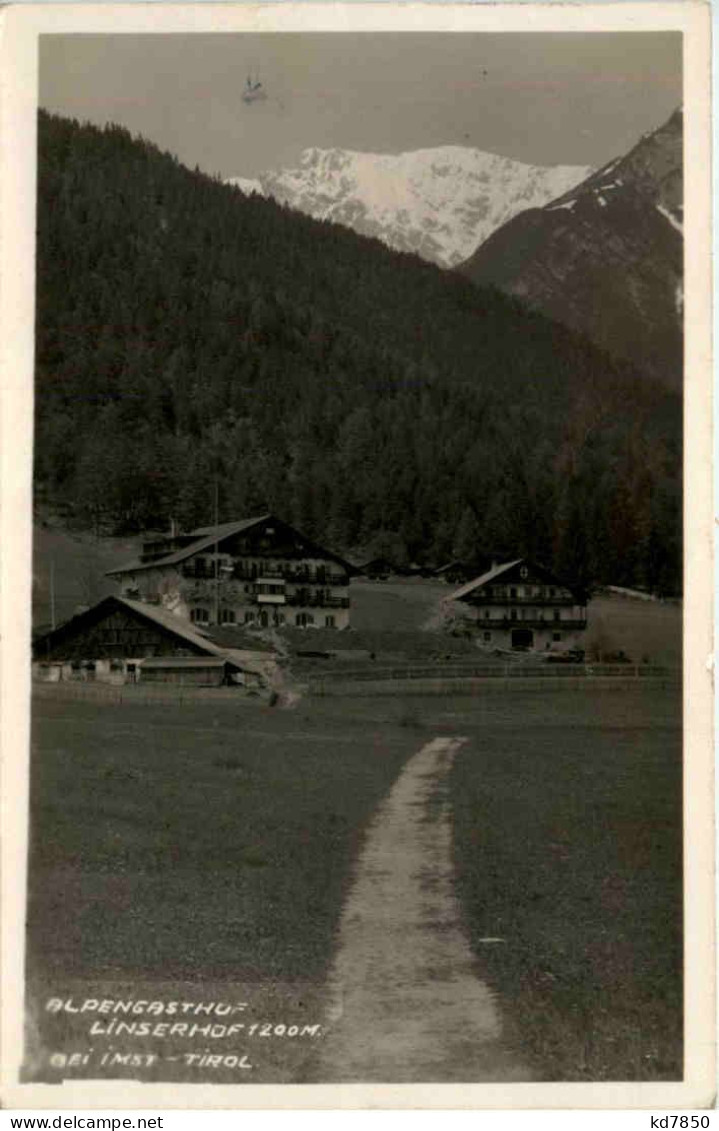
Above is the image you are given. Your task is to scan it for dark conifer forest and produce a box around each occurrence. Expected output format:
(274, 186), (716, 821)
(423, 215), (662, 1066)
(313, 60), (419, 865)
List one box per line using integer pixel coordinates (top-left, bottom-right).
(34, 112), (682, 593)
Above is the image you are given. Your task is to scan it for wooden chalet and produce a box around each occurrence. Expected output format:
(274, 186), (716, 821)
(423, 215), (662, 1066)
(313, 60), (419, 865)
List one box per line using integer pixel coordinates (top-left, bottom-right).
(106, 514), (354, 631)
(445, 559), (588, 652)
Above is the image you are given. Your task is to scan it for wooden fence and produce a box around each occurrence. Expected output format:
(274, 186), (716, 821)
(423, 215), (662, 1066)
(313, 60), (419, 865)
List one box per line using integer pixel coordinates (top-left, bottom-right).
(307, 662), (679, 696)
(32, 662), (679, 706)
(32, 681), (263, 707)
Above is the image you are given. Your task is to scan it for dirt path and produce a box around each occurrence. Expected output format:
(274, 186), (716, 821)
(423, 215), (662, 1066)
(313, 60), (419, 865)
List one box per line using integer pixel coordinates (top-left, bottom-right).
(316, 735), (531, 1082)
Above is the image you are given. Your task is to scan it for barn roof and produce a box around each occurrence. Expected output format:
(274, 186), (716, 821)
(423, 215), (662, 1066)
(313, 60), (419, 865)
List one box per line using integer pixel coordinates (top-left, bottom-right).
(117, 597), (229, 657)
(32, 596), (226, 660)
(203, 625), (276, 653)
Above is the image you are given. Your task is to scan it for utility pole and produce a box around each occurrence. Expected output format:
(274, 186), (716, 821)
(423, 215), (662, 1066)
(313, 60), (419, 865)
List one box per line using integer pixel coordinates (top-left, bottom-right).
(214, 479), (220, 626)
(50, 559), (56, 631)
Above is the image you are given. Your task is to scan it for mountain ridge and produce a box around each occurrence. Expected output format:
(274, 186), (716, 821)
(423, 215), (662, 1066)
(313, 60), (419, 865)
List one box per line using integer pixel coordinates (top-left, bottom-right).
(458, 108), (683, 388)
(228, 144), (591, 268)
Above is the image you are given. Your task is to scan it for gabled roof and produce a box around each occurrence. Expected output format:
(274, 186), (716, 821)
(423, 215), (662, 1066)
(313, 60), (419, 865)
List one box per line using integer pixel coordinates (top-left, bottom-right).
(434, 560), (464, 575)
(107, 515), (270, 576)
(116, 597), (227, 655)
(448, 560), (523, 602)
(188, 516), (270, 539)
(447, 558), (587, 604)
(203, 624), (276, 654)
(32, 596), (275, 665)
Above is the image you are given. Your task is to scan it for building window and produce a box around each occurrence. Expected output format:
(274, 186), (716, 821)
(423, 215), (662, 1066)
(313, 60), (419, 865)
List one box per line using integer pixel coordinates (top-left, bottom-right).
(553, 632), (561, 642)
(519, 566), (528, 579)
(484, 609), (490, 619)
(220, 608), (236, 625)
(325, 615), (336, 628)
(510, 609), (517, 621)
(273, 612), (285, 626)
(296, 613), (315, 628)
(510, 587), (517, 598)
(191, 607), (209, 625)
(244, 610), (256, 624)
(257, 581), (285, 596)
(553, 609), (560, 621)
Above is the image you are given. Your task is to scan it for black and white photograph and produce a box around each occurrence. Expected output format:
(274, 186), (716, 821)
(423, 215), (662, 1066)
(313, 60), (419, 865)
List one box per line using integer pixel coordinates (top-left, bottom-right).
(0, 1), (714, 1110)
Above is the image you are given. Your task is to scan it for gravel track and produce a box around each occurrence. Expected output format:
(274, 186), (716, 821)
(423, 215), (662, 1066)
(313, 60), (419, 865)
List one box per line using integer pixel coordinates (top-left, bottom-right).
(316, 736), (531, 1082)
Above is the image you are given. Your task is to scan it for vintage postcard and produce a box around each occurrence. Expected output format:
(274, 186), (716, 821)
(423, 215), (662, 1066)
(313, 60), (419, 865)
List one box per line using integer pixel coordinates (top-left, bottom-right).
(0, 1), (714, 1111)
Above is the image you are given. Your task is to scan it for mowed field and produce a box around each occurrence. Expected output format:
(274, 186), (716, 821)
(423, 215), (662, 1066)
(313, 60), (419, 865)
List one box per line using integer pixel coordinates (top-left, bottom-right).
(28, 696), (420, 983)
(28, 674), (682, 1082)
(446, 686), (682, 1081)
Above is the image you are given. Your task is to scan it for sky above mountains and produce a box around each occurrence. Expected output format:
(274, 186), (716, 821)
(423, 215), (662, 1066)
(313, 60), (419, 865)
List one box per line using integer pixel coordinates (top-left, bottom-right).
(40, 32), (681, 179)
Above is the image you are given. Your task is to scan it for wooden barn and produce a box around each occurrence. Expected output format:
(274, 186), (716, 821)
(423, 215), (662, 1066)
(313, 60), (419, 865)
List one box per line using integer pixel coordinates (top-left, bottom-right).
(31, 595), (276, 687)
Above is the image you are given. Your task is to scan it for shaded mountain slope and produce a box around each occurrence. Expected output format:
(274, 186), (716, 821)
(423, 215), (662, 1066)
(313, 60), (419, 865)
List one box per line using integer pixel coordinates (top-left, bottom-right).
(459, 109), (683, 389)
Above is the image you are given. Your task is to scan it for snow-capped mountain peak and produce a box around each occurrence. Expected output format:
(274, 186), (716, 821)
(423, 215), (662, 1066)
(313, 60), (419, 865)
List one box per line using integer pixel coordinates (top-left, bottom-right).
(228, 145), (591, 268)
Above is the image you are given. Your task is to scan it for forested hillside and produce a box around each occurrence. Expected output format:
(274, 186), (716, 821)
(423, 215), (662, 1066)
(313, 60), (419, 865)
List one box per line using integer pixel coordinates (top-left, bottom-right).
(34, 112), (682, 594)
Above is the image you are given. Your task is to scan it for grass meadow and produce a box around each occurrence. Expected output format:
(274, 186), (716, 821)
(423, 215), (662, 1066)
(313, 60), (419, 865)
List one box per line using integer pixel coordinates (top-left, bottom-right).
(27, 696), (419, 983)
(28, 676), (682, 1082)
(448, 685), (682, 1081)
